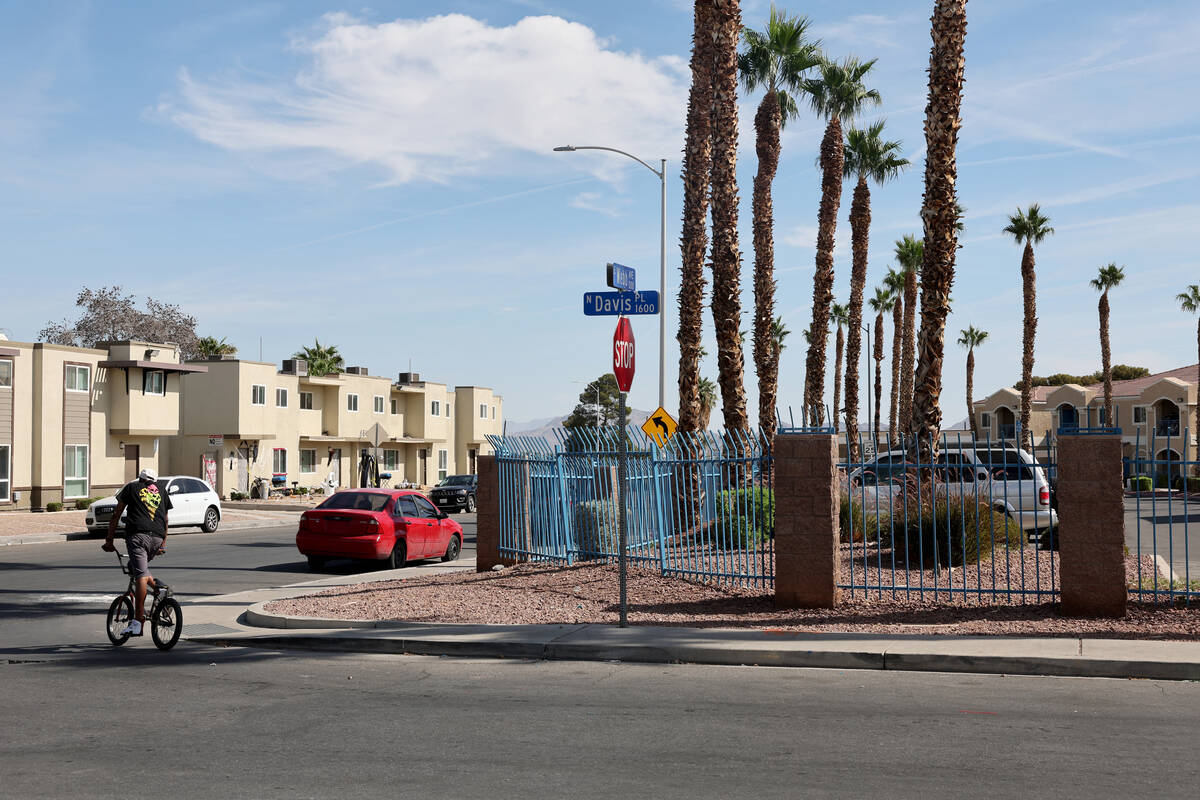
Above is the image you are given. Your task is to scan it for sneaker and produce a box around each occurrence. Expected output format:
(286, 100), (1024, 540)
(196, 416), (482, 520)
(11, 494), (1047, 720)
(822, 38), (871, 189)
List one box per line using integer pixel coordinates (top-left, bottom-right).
(120, 619), (143, 637)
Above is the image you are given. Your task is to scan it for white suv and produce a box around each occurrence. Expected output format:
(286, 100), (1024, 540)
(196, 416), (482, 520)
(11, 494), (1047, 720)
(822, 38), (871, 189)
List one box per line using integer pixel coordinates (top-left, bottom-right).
(848, 444), (1057, 535)
(87, 476), (222, 534)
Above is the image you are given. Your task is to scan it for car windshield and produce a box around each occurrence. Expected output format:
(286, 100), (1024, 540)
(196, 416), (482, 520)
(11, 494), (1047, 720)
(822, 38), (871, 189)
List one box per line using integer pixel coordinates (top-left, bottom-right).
(437, 475), (474, 487)
(318, 492), (391, 512)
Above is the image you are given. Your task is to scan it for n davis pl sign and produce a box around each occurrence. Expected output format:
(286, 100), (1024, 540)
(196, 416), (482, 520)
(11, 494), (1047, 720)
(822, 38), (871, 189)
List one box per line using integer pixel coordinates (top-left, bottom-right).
(583, 291), (660, 316)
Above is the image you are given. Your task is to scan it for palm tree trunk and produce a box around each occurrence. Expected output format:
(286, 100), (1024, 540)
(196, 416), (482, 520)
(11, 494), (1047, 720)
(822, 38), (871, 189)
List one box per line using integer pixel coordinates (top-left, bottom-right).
(709, 0), (748, 432)
(890, 302), (902, 435)
(676, 0), (715, 434)
(899, 267), (918, 435)
(805, 115), (845, 429)
(833, 326), (844, 434)
(1099, 290), (1112, 426)
(966, 347), (976, 438)
(843, 175), (868, 461)
(1020, 241), (1037, 451)
(752, 91), (782, 435)
(874, 313), (884, 444)
(911, 0), (968, 464)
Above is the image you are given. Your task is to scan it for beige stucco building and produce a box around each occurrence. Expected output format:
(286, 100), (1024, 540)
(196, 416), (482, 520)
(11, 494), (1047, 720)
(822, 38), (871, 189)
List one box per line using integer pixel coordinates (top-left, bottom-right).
(0, 337), (503, 510)
(972, 364), (1198, 465)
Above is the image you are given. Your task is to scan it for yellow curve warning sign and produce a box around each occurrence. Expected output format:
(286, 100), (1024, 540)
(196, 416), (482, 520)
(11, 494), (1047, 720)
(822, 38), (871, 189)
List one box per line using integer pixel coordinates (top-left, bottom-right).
(641, 406), (678, 447)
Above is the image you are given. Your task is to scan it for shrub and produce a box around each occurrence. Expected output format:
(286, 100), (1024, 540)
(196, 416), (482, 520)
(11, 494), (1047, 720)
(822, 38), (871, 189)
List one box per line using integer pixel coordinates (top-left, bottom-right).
(1129, 475), (1153, 491)
(839, 495), (889, 544)
(74, 497), (96, 510)
(573, 500), (617, 558)
(46, 502), (64, 512)
(229, 491), (248, 501)
(714, 487), (774, 548)
(883, 497), (1022, 567)
(1154, 473), (1171, 489)
(1172, 475), (1200, 492)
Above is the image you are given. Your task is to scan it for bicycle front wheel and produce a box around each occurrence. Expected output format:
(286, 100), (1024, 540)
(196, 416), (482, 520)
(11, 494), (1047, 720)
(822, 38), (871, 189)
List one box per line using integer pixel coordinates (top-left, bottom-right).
(106, 595), (134, 646)
(151, 597), (183, 651)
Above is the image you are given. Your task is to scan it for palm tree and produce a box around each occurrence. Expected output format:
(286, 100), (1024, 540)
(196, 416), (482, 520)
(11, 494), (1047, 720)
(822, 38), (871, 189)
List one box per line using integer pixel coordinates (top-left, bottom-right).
(883, 268), (906, 436)
(195, 336), (237, 359)
(867, 286), (894, 444)
(677, 0), (717, 434)
(911, 0), (968, 463)
(294, 339), (344, 377)
(957, 326), (988, 438)
(839, 116), (905, 458)
(1177, 285), (1200, 442)
(1003, 204), (1054, 451)
(894, 235), (923, 435)
(697, 377), (718, 431)
(709, 0), (749, 431)
(770, 315), (791, 355)
(740, 8), (820, 437)
(1091, 263), (1126, 426)
(830, 302), (849, 433)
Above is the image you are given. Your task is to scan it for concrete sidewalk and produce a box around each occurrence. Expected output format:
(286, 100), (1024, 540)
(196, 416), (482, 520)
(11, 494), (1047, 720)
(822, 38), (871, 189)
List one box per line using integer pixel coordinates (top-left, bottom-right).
(182, 558), (1200, 681)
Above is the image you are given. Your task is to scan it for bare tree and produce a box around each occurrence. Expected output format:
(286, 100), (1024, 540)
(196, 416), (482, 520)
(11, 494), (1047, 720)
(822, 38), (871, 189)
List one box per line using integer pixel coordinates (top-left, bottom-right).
(39, 287), (201, 359)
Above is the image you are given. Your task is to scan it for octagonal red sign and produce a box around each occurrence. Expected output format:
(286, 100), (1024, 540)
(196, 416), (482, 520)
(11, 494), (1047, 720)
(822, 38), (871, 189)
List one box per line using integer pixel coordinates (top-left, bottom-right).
(612, 316), (635, 392)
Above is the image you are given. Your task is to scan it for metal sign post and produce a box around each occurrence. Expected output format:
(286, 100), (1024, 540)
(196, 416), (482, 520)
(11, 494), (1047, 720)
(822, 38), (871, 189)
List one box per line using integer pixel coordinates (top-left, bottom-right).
(612, 315), (635, 628)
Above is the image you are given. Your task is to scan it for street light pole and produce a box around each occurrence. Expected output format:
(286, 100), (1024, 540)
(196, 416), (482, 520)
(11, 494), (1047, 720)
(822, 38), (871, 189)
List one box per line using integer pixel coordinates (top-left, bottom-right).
(554, 145), (667, 411)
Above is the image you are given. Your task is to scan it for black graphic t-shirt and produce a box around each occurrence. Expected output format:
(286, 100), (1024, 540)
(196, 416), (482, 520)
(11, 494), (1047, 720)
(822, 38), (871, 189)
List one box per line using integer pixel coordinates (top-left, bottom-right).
(117, 480), (173, 536)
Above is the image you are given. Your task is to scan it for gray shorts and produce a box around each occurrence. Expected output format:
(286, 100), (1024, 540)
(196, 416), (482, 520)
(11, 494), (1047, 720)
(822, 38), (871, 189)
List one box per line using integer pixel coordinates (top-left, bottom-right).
(125, 532), (164, 580)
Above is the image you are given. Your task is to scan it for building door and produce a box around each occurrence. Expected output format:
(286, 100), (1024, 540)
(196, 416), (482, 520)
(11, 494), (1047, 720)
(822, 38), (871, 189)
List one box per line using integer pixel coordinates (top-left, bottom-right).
(329, 448), (342, 488)
(420, 449), (428, 486)
(237, 447), (250, 493)
(469, 449), (477, 475)
(123, 445), (140, 482)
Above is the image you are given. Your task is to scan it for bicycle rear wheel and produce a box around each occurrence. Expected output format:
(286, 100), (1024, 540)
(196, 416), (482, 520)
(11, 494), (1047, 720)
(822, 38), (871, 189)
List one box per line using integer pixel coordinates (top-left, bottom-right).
(106, 595), (134, 646)
(151, 597), (183, 651)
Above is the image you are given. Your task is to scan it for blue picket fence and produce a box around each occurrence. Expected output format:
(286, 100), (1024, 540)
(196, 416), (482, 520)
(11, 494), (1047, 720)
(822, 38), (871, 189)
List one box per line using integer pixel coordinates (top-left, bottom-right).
(485, 428), (774, 587)
(1125, 429), (1199, 606)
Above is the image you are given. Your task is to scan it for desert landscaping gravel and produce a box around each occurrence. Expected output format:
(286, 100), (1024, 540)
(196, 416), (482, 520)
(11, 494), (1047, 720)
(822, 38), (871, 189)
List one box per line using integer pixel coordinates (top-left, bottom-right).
(266, 555), (1200, 640)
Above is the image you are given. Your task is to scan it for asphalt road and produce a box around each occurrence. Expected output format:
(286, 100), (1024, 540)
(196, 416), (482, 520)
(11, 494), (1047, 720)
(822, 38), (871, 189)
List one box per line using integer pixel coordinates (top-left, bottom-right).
(1124, 497), (1200, 582)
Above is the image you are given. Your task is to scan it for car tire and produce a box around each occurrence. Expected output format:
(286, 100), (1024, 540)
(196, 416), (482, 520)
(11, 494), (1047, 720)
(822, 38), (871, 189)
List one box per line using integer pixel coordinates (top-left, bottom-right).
(306, 555), (324, 571)
(386, 542), (406, 570)
(201, 506), (220, 533)
(466, 495), (476, 513)
(442, 534), (461, 563)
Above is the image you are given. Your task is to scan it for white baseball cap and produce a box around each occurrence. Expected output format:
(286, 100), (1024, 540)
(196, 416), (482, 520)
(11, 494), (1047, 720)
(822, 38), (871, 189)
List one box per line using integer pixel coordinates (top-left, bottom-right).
(138, 467), (158, 482)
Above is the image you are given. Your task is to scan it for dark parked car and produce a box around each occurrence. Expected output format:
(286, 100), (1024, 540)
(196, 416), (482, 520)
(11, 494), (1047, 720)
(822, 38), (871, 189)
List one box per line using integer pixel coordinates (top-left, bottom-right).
(429, 474), (477, 513)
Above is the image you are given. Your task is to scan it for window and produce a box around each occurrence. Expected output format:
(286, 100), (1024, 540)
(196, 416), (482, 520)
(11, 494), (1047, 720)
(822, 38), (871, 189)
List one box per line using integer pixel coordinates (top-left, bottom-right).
(981, 412), (991, 430)
(446, 403), (451, 418)
(437, 449), (448, 481)
(251, 384), (266, 405)
(431, 400), (440, 416)
(412, 494), (439, 518)
(390, 398), (398, 415)
(276, 388), (288, 407)
(300, 449), (317, 474)
(480, 403), (487, 419)
(142, 369), (165, 396)
(65, 365), (90, 393)
(394, 496), (419, 518)
(491, 405), (496, 419)
(1134, 406), (1147, 424)
(300, 391), (314, 410)
(64, 444), (88, 498)
(0, 359), (13, 388)
(374, 395), (385, 414)
(272, 448), (287, 474)
(347, 393), (359, 412)
(383, 450), (399, 471)
(0, 445), (9, 501)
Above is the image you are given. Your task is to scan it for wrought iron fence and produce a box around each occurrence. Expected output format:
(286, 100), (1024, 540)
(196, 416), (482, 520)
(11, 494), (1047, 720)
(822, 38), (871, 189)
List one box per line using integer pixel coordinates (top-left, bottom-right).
(486, 428), (774, 587)
(1125, 429), (1199, 605)
(839, 431), (1059, 602)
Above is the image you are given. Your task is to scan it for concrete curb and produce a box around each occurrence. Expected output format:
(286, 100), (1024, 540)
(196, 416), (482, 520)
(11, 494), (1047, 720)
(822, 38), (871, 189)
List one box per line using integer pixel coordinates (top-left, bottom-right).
(0, 514), (301, 546)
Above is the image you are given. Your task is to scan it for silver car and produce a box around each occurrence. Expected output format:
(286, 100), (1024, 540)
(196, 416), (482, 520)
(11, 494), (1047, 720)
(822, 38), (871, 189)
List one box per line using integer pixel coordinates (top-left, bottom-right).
(86, 476), (222, 534)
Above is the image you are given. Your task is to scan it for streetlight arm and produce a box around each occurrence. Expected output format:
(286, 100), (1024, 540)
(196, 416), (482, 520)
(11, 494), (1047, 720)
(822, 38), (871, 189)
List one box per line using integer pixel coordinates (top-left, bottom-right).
(553, 145), (663, 179)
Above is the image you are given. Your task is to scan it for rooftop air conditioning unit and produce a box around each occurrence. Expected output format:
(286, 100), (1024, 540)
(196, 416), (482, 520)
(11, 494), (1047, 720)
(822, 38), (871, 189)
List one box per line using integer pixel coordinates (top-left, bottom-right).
(397, 372), (420, 384)
(281, 358), (308, 376)
(345, 366), (368, 375)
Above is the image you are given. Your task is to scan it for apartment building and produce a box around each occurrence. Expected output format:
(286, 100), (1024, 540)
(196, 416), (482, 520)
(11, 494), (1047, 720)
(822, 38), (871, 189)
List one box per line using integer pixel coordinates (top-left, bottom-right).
(170, 360), (503, 498)
(0, 338), (203, 510)
(972, 364), (1198, 463)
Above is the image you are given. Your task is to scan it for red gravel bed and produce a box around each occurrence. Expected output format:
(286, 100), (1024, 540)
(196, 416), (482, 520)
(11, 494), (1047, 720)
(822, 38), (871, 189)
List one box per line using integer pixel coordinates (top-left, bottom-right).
(266, 556), (1200, 640)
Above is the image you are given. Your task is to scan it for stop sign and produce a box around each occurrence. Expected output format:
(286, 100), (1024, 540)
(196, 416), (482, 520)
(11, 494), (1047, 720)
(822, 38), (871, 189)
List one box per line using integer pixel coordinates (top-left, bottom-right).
(612, 316), (635, 392)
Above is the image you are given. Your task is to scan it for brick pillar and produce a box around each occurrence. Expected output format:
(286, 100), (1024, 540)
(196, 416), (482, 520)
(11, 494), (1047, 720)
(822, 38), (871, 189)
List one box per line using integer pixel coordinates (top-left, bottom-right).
(476, 455), (500, 572)
(1057, 434), (1126, 617)
(774, 434), (840, 608)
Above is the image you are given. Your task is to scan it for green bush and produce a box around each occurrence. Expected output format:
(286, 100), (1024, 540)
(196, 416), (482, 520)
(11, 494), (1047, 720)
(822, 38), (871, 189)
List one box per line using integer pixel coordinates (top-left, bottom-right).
(839, 495), (889, 544)
(74, 497), (97, 510)
(573, 500), (617, 558)
(714, 487), (774, 548)
(1172, 475), (1200, 492)
(883, 497), (1022, 567)
(1129, 475), (1153, 491)
(229, 491), (249, 501)
(1155, 473), (1171, 488)
(46, 502), (64, 512)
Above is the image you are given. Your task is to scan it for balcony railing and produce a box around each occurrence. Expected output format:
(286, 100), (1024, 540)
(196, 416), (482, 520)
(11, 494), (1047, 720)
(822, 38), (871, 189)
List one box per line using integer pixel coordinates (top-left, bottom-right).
(998, 424), (1017, 440)
(1156, 419), (1181, 437)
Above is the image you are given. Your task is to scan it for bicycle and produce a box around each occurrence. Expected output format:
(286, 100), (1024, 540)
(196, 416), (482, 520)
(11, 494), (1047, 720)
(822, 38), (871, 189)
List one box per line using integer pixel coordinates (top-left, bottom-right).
(105, 550), (183, 651)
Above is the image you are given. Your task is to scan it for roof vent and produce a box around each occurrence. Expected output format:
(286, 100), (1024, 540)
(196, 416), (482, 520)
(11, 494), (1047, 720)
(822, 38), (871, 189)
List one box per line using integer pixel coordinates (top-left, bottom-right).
(281, 358), (308, 376)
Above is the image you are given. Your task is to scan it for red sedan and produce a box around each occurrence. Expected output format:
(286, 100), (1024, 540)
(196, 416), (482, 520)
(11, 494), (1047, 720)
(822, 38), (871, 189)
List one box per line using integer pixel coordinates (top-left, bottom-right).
(296, 489), (463, 571)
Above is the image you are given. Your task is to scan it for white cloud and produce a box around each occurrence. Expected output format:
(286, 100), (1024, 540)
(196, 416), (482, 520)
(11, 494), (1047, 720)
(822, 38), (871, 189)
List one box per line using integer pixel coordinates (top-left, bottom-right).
(166, 13), (689, 185)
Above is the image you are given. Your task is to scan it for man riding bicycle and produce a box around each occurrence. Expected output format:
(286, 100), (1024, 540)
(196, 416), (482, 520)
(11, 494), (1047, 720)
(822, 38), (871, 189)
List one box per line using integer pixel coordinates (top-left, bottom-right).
(102, 467), (172, 637)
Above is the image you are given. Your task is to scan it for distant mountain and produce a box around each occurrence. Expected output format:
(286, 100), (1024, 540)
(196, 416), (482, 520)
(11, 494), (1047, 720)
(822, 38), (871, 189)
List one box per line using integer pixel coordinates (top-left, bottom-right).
(505, 410), (653, 443)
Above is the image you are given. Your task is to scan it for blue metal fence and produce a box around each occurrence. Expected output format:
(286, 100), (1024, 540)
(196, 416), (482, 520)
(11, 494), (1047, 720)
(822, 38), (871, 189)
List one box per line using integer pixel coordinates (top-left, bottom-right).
(486, 428), (774, 587)
(1125, 429), (1199, 606)
(839, 431), (1059, 602)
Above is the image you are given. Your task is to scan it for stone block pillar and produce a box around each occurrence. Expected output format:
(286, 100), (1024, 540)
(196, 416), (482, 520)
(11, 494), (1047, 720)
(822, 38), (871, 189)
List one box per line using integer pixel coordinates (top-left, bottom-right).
(774, 434), (840, 608)
(476, 455), (500, 572)
(1057, 434), (1126, 617)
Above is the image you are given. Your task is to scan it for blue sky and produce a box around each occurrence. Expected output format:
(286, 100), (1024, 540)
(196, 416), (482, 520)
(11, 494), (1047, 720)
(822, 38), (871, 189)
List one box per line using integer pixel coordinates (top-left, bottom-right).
(3, 1), (1198, 427)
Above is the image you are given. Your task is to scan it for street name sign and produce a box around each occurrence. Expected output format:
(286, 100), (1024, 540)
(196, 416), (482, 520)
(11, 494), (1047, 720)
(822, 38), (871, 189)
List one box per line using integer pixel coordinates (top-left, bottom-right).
(641, 406), (678, 447)
(583, 291), (660, 316)
(606, 262), (636, 292)
(613, 317), (635, 392)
